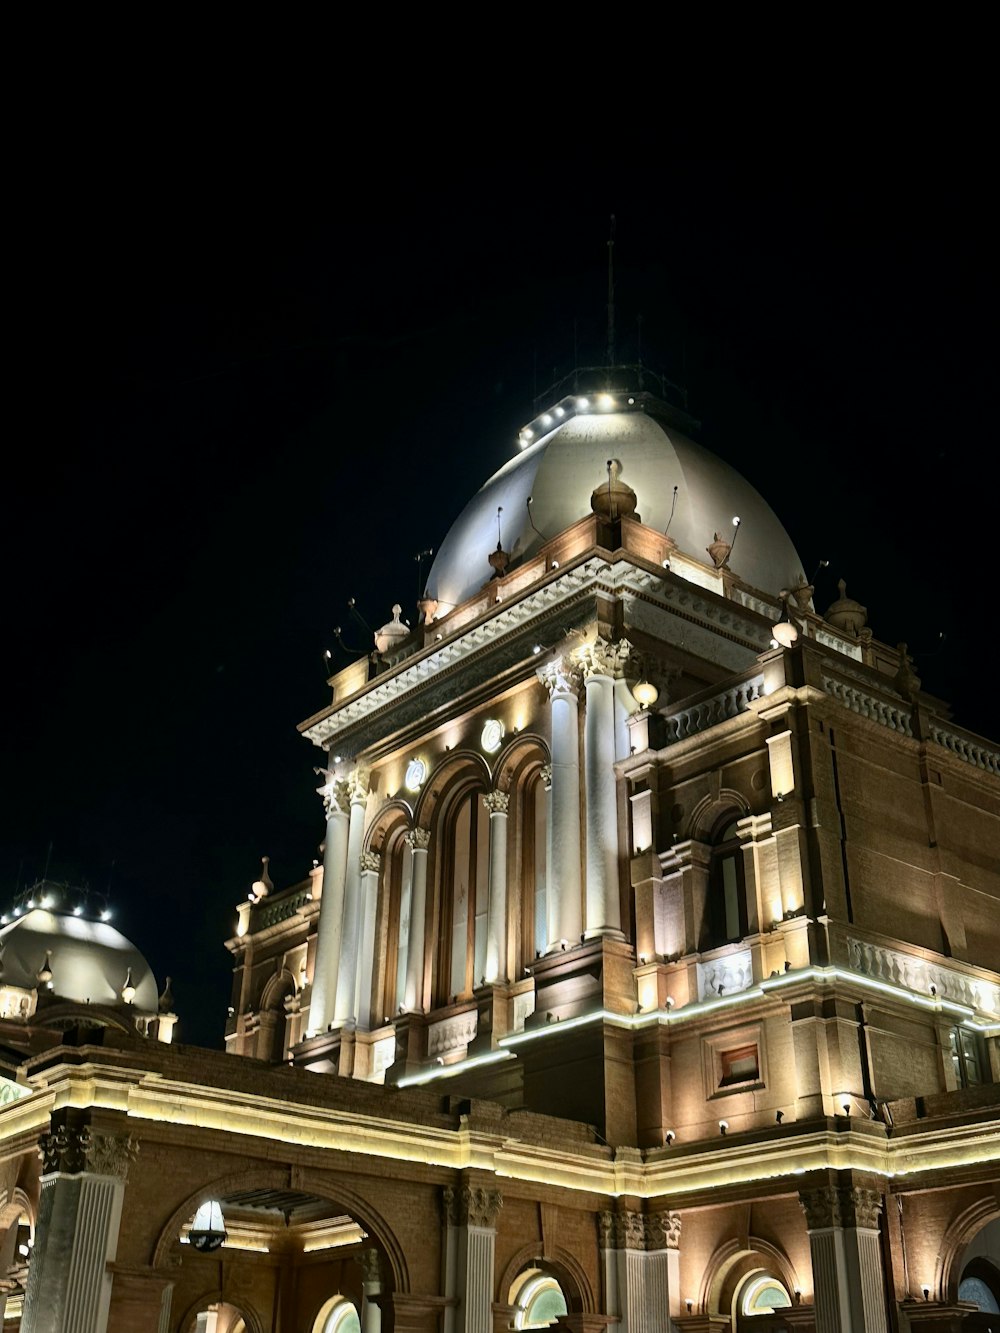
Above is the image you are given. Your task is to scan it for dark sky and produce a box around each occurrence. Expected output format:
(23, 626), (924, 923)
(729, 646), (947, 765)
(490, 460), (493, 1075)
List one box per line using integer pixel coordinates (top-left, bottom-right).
(4, 109), (993, 1047)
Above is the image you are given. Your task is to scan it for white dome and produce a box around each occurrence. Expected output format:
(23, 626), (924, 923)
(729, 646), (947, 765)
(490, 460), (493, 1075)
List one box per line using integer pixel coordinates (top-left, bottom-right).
(426, 409), (806, 612)
(0, 909), (159, 1011)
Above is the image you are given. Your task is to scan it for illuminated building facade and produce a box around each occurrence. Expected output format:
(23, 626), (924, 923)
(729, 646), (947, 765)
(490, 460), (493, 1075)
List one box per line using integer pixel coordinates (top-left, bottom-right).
(1, 378), (998, 1332)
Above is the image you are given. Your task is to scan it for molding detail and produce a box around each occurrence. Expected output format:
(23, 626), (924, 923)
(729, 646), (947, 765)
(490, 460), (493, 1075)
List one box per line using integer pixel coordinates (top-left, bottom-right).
(649, 1210), (683, 1250)
(698, 949), (754, 1000)
(87, 1132), (140, 1182)
(800, 1185), (883, 1231)
(444, 1185), (503, 1229)
(404, 827), (431, 852)
(483, 790), (510, 815)
(427, 1010), (478, 1057)
(360, 851), (382, 873)
(576, 636), (631, 680)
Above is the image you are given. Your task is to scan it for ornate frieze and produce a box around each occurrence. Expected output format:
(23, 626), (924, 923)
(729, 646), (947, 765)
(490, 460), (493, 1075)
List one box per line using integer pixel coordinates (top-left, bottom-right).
(404, 827), (431, 852)
(799, 1185), (882, 1231)
(360, 851), (382, 873)
(427, 1010), (478, 1057)
(698, 949), (754, 1000)
(599, 1209), (681, 1251)
(482, 790), (510, 815)
(444, 1185), (503, 1229)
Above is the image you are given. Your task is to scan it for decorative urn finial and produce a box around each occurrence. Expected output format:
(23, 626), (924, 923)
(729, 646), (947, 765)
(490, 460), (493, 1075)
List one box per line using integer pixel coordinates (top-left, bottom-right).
(158, 976), (175, 1013)
(251, 855), (273, 901)
(36, 950), (54, 990)
(590, 459), (638, 522)
(374, 605), (409, 655)
(825, 579), (868, 636)
(893, 643), (922, 700)
(706, 532), (732, 569)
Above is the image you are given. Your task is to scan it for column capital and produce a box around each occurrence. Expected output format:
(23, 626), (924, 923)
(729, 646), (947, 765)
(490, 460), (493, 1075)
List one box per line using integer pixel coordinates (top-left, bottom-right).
(599, 1208), (679, 1251)
(39, 1124), (139, 1181)
(539, 763), (553, 790)
(348, 768), (371, 804)
(360, 851), (381, 873)
(355, 1245), (383, 1286)
(537, 657), (583, 699)
(404, 827), (431, 852)
(444, 1184), (503, 1228)
(799, 1183), (883, 1230)
(483, 790), (510, 815)
(316, 771), (351, 817)
(577, 635), (632, 680)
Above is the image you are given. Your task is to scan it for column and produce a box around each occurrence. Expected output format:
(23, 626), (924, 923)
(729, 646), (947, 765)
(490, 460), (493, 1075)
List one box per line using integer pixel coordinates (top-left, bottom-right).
(309, 774), (351, 1036)
(335, 769), (370, 1024)
(443, 1184), (503, 1333)
(403, 829), (431, 1013)
(483, 792), (509, 984)
(800, 1184), (888, 1333)
(538, 658), (583, 950)
(355, 853), (381, 1030)
(581, 640), (622, 937)
(600, 1209), (680, 1333)
(356, 1247), (383, 1333)
(22, 1120), (138, 1333)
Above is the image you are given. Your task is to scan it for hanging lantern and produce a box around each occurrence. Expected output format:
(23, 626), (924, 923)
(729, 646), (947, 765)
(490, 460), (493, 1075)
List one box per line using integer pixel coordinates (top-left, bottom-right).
(189, 1200), (227, 1253)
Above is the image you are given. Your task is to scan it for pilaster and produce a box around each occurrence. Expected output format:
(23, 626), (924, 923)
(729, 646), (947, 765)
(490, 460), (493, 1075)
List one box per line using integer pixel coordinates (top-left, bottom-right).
(799, 1182), (888, 1333)
(443, 1183), (503, 1333)
(335, 768), (371, 1023)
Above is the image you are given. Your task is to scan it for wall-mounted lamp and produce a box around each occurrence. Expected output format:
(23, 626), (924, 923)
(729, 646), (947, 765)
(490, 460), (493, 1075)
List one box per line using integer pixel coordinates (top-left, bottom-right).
(665, 1130), (675, 1145)
(719, 1120), (729, 1135)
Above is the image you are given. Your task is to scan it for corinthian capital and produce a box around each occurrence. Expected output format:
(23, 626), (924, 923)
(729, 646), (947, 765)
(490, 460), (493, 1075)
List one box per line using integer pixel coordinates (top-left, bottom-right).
(404, 827), (431, 852)
(800, 1184), (883, 1231)
(316, 772), (351, 818)
(360, 851), (381, 873)
(86, 1132), (140, 1182)
(577, 636), (632, 680)
(483, 790), (510, 815)
(539, 763), (553, 790)
(444, 1184), (503, 1229)
(39, 1123), (92, 1175)
(348, 768), (370, 805)
(537, 656), (583, 699)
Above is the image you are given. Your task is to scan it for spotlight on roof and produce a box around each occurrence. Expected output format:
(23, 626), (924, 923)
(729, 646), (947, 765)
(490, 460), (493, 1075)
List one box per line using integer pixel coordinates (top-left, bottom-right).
(541, 414), (552, 426)
(532, 645), (542, 655)
(0, 915), (7, 925)
(598, 394), (615, 410)
(732, 515), (741, 527)
(26, 899), (35, 910)
(72, 905), (83, 916)
(101, 909), (112, 922)
(576, 397), (589, 411)
(555, 406), (565, 417)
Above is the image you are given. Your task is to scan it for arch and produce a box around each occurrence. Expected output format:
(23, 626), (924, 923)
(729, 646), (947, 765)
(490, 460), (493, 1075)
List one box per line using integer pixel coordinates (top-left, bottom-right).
(175, 1290), (263, 1333)
(934, 1192), (1000, 1303)
(311, 1294), (362, 1333)
(0, 1186), (34, 1235)
(687, 790), (751, 844)
(491, 732), (550, 791)
(260, 968), (297, 1011)
(364, 800), (413, 856)
(150, 1167), (410, 1296)
(700, 1237), (800, 1317)
(413, 749), (492, 829)
(497, 1241), (596, 1315)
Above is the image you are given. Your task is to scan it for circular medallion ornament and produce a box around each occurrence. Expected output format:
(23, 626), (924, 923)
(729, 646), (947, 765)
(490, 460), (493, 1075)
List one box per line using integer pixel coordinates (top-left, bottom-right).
(405, 758), (427, 792)
(480, 719), (505, 754)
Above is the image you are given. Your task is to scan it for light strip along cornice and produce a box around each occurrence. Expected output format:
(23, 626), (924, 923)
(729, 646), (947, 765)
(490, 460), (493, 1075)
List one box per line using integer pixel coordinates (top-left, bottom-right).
(301, 556), (771, 749)
(3, 1057), (995, 1204)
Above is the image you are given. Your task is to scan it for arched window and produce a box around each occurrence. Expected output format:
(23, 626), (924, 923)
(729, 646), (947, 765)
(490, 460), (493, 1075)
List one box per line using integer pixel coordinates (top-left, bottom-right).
(313, 1297), (362, 1333)
(510, 1268), (568, 1330)
(439, 786), (490, 1002)
(739, 1275), (792, 1315)
(710, 819), (748, 944)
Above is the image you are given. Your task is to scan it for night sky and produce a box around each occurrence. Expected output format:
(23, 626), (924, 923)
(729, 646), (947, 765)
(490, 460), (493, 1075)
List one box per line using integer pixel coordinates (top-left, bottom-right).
(5, 112), (993, 1047)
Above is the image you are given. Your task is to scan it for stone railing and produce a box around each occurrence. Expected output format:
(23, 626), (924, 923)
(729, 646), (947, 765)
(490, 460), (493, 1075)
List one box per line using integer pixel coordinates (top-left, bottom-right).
(663, 674), (765, 744)
(427, 1009), (478, 1058)
(253, 888), (313, 932)
(927, 722), (1000, 776)
(846, 936), (1000, 1017)
(698, 948), (754, 1001)
(820, 675), (914, 736)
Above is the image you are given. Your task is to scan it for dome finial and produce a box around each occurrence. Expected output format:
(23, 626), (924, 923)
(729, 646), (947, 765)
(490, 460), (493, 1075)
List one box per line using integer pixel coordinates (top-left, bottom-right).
(488, 505), (510, 578)
(374, 605), (409, 655)
(251, 856), (273, 901)
(825, 579), (868, 636)
(121, 967), (136, 1005)
(591, 459), (638, 522)
(37, 950), (54, 990)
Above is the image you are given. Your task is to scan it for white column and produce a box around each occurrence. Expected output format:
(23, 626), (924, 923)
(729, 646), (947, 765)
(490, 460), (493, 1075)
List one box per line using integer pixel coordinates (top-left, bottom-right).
(444, 1186), (502, 1333)
(581, 641), (622, 937)
(613, 675), (636, 762)
(334, 770), (370, 1025)
(194, 1313), (219, 1333)
(403, 829), (430, 1012)
(355, 853), (381, 1030)
(800, 1185), (888, 1333)
(356, 1247), (382, 1333)
(538, 658), (583, 950)
(22, 1126), (137, 1333)
(599, 1210), (680, 1333)
(483, 791), (509, 984)
(309, 775), (351, 1036)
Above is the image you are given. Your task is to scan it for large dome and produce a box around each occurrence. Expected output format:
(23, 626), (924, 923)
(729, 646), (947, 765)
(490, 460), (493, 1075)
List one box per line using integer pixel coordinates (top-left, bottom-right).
(426, 407), (806, 612)
(0, 909), (159, 1011)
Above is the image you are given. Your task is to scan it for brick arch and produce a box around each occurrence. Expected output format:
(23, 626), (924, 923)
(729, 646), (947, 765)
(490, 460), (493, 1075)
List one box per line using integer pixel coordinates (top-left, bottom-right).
(497, 1241), (596, 1314)
(687, 791), (751, 844)
(0, 1185), (34, 1236)
(700, 1236), (800, 1317)
(174, 1290), (264, 1333)
(934, 1192), (1000, 1302)
(150, 1166), (410, 1295)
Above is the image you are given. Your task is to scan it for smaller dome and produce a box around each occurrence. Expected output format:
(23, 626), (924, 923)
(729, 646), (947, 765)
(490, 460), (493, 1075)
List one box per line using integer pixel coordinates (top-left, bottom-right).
(0, 909), (159, 1011)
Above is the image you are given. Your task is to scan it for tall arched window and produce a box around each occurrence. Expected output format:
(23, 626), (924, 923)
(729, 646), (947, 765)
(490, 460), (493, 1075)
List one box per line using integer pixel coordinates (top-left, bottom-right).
(440, 787), (490, 1001)
(710, 818), (748, 945)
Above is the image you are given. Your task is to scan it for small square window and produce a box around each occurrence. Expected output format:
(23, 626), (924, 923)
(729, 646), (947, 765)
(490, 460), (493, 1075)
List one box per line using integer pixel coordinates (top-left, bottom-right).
(720, 1044), (760, 1085)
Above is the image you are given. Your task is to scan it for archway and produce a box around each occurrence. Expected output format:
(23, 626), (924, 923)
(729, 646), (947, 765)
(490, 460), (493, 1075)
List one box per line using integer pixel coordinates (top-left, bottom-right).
(957, 1216), (1000, 1315)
